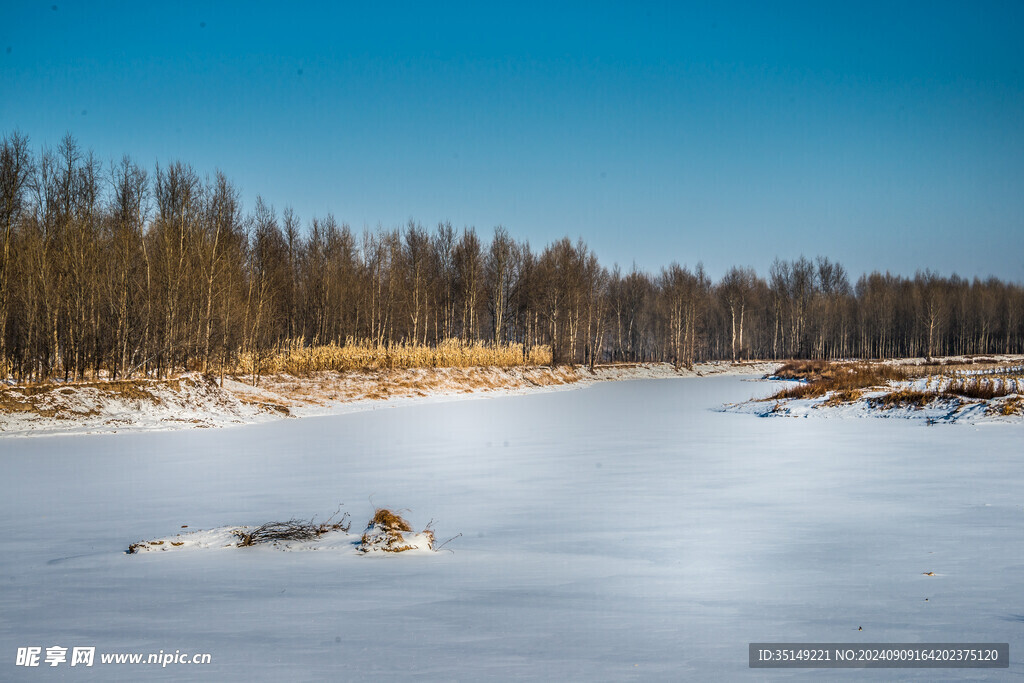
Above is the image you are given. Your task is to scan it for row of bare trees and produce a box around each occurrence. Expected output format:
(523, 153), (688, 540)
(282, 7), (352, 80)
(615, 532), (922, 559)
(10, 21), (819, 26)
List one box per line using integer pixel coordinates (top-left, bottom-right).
(2, 132), (1023, 382)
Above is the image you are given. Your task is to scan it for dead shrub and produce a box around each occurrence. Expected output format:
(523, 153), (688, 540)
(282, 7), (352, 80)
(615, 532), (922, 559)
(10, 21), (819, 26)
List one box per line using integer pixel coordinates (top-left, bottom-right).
(235, 520), (321, 547)
(234, 508), (351, 547)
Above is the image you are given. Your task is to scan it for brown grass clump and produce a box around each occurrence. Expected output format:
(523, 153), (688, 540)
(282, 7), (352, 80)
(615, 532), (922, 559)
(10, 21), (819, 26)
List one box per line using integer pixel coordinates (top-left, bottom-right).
(769, 362), (906, 401)
(823, 389), (861, 406)
(357, 508), (433, 553)
(874, 389), (936, 409)
(369, 508), (412, 532)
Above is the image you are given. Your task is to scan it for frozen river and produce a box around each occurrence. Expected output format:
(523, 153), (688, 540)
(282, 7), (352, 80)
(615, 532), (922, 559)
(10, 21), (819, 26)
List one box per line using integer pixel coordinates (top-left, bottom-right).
(2, 376), (1022, 680)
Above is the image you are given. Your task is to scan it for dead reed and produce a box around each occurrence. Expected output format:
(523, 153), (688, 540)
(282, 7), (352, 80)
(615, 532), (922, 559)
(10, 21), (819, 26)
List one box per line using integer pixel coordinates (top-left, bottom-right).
(770, 362), (907, 400)
(942, 377), (1017, 400)
(235, 338), (552, 376)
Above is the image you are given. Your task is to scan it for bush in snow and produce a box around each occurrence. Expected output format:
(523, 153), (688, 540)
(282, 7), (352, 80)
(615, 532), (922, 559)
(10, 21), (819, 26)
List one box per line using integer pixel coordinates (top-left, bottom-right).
(357, 509), (434, 553)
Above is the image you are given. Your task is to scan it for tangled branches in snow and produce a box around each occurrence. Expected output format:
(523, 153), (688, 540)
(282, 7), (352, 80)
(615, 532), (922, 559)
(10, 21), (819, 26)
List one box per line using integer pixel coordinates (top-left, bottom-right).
(234, 507), (351, 547)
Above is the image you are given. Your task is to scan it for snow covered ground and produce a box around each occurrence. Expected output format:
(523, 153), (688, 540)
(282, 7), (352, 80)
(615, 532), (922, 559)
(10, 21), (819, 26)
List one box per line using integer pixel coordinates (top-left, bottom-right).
(0, 361), (776, 437)
(2, 375), (1023, 679)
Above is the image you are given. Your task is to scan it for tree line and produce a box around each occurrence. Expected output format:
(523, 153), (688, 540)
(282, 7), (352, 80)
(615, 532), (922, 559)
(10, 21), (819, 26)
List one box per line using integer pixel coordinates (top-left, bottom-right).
(1, 132), (1022, 382)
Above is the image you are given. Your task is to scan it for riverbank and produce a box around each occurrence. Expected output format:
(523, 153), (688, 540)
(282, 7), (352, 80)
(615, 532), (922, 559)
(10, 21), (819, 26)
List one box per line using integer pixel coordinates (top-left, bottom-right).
(0, 361), (778, 437)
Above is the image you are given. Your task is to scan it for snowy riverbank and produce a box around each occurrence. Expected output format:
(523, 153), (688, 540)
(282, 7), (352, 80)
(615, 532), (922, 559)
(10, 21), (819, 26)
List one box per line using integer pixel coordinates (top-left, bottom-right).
(0, 361), (777, 437)
(724, 357), (1024, 425)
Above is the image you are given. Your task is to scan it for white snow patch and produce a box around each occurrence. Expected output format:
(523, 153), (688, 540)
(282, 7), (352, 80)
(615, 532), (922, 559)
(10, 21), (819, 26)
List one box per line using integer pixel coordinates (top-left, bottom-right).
(127, 526), (364, 554)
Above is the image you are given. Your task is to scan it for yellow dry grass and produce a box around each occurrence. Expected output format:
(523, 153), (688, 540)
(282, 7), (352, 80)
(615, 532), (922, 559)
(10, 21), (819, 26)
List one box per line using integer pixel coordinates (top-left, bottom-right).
(236, 338), (552, 375)
(1001, 397), (1023, 416)
(874, 389), (936, 409)
(369, 509), (412, 532)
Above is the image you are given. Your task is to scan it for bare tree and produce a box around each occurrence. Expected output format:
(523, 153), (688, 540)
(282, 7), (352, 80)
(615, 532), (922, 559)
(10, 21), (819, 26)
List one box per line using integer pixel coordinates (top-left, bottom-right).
(0, 131), (33, 375)
(485, 226), (518, 344)
(719, 266), (757, 361)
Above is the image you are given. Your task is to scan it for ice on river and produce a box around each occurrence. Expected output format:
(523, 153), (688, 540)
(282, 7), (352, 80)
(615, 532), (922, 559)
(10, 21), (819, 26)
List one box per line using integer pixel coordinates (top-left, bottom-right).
(1, 376), (1022, 679)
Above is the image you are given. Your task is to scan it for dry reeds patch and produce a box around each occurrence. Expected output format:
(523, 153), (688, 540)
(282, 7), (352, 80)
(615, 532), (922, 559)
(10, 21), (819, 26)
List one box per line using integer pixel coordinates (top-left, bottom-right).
(235, 338), (552, 376)
(773, 360), (834, 381)
(942, 377), (1015, 400)
(769, 362), (906, 401)
(874, 389), (936, 409)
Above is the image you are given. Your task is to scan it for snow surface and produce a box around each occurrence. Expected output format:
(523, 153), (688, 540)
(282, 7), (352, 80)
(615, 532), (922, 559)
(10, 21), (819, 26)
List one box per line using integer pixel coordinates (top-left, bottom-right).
(2, 376), (1023, 679)
(0, 361), (777, 437)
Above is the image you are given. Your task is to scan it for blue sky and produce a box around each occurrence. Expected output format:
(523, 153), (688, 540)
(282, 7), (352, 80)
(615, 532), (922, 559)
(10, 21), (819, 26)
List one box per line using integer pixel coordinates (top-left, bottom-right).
(3, 1), (1023, 281)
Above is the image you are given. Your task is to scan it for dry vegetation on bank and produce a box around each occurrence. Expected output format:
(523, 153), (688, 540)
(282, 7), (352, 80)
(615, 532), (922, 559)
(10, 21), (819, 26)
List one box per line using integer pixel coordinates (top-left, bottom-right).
(770, 360), (907, 400)
(237, 339), (552, 379)
(767, 358), (1024, 414)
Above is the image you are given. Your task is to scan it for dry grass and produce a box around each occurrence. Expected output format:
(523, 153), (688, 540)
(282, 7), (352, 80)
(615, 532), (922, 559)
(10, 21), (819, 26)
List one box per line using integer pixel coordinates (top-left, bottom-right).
(942, 377), (1016, 400)
(823, 389), (862, 406)
(0, 389), (43, 414)
(236, 338), (552, 376)
(368, 508), (412, 532)
(999, 397), (1023, 416)
(780, 368), (1023, 411)
(773, 360), (837, 381)
(769, 362), (906, 400)
(873, 389), (936, 409)
(0, 377), (193, 417)
(873, 379), (1016, 410)
(357, 508), (433, 553)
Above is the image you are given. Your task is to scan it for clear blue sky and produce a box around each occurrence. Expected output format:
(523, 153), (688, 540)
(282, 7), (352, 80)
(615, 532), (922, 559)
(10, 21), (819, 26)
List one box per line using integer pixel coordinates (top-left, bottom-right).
(3, 1), (1023, 282)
